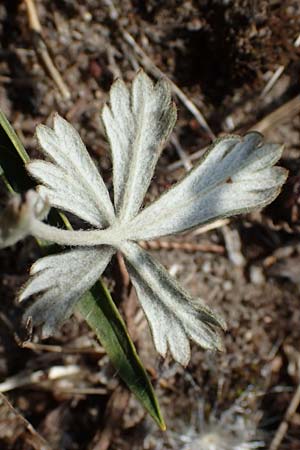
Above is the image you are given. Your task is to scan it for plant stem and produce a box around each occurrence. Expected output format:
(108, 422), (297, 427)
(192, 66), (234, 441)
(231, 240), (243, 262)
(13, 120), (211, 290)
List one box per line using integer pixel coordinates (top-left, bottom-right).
(30, 219), (122, 247)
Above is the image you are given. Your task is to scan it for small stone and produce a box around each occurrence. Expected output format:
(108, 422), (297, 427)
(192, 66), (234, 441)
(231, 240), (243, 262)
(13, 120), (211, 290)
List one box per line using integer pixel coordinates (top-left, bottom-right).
(202, 261), (212, 274)
(223, 280), (233, 291)
(249, 265), (265, 285)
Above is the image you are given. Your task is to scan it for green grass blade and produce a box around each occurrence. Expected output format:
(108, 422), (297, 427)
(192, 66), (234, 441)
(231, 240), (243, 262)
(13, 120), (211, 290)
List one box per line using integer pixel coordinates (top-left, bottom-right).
(78, 282), (165, 429)
(0, 111), (32, 192)
(0, 110), (165, 429)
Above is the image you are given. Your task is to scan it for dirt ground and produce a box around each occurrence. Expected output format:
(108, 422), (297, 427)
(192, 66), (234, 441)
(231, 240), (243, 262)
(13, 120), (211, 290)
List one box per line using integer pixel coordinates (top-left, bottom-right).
(1, 1), (300, 449)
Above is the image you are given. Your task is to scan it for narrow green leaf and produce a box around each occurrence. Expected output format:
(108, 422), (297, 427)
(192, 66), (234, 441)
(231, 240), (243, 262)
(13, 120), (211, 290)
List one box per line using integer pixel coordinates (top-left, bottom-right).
(78, 283), (165, 429)
(0, 111), (32, 192)
(0, 111), (30, 163)
(0, 110), (165, 429)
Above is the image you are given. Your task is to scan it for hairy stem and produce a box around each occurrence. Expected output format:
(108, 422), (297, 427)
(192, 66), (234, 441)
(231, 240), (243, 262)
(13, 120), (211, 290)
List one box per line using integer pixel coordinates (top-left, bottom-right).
(30, 219), (123, 247)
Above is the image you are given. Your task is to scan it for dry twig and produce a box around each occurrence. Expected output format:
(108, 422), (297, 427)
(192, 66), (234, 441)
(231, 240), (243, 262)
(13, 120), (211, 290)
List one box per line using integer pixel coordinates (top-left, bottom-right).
(121, 28), (215, 140)
(193, 219), (230, 235)
(170, 92), (300, 172)
(22, 340), (105, 355)
(269, 346), (300, 450)
(167, 145), (207, 171)
(0, 392), (52, 450)
(104, 0), (215, 142)
(139, 239), (225, 254)
(24, 0), (71, 100)
(170, 135), (193, 171)
(261, 34), (300, 97)
(91, 387), (130, 450)
(105, 1), (214, 138)
(0, 365), (80, 392)
(250, 94), (300, 134)
(269, 383), (300, 450)
(222, 226), (246, 267)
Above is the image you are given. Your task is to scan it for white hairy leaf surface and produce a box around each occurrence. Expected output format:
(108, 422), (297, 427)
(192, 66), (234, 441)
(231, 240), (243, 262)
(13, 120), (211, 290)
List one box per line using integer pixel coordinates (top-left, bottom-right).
(126, 133), (288, 240)
(20, 246), (114, 337)
(28, 160), (108, 228)
(122, 242), (226, 366)
(102, 70), (177, 219)
(29, 114), (115, 227)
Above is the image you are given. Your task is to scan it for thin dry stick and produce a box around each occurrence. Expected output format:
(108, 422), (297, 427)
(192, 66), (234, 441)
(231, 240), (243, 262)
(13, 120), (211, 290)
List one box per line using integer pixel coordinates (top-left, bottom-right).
(261, 33), (300, 97)
(222, 225), (246, 267)
(0, 392), (52, 450)
(170, 135), (193, 171)
(0, 365), (80, 392)
(24, 0), (71, 99)
(139, 239), (225, 254)
(91, 387), (130, 450)
(120, 28), (215, 140)
(105, 0), (214, 138)
(167, 145), (207, 171)
(52, 387), (107, 395)
(269, 383), (300, 450)
(170, 93), (300, 171)
(250, 94), (300, 134)
(106, 45), (122, 79)
(22, 340), (105, 354)
(24, 0), (41, 32)
(193, 219), (230, 235)
(170, 92), (300, 171)
(260, 66), (285, 98)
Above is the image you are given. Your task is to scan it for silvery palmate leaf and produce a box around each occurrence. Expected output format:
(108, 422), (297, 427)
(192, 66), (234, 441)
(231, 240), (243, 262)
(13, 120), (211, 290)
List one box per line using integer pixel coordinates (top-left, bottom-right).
(125, 132), (287, 240)
(2, 70), (286, 365)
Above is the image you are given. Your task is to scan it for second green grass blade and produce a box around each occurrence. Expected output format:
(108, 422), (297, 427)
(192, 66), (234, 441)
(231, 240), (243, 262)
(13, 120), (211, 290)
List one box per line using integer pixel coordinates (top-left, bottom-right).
(78, 282), (165, 429)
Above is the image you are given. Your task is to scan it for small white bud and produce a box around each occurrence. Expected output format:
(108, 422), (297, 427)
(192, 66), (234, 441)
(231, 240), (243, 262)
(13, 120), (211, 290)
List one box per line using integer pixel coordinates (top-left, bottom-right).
(0, 190), (49, 248)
